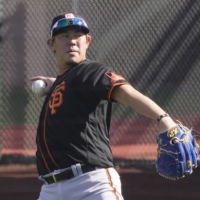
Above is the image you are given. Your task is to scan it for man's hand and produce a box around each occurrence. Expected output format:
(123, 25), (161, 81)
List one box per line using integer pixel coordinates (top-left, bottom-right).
(156, 122), (199, 180)
(30, 76), (56, 97)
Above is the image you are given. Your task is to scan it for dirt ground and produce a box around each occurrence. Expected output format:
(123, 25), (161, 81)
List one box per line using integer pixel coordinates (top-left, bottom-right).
(0, 164), (200, 200)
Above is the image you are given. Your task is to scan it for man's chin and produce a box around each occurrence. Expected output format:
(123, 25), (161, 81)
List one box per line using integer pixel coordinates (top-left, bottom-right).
(66, 61), (78, 67)
(66, 57), (84, 66)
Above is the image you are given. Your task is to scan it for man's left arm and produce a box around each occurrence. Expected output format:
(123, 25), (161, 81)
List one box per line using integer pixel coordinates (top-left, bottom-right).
(111, 84), (177, 132)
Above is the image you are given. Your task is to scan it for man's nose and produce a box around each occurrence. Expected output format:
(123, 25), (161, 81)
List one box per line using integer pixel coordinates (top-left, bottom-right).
(68, 37), (76, 45)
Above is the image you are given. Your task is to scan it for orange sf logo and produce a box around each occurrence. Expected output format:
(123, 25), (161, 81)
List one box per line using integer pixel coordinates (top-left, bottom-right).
(105, 72), (125, 84)
(49, 81), (65, 114)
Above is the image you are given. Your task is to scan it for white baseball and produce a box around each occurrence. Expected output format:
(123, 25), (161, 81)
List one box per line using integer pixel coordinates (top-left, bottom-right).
(32, 80), (46, 95)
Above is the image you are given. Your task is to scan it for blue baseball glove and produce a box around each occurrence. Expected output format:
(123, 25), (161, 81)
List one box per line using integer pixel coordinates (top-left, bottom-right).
(156, 121), (199, 180)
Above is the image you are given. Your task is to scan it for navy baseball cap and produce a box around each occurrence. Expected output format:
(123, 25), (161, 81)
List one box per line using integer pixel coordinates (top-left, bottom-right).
(50, 13), (89, 38)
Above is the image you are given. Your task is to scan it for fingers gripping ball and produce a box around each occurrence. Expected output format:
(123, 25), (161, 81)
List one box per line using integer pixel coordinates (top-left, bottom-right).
(156, 121), (199, 180)
(32, 80), (46, 95)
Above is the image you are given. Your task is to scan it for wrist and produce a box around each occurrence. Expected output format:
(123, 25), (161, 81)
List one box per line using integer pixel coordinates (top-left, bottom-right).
(157, 113), (169, 123)
(158, 117), (177, 133)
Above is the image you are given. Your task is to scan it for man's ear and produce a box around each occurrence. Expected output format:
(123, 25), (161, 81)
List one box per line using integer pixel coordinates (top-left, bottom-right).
(47, 38), (56, 53)
(86, 35), (92, 49)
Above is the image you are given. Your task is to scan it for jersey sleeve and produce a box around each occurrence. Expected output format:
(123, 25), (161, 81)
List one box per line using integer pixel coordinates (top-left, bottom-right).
(85, 64), (131, 102)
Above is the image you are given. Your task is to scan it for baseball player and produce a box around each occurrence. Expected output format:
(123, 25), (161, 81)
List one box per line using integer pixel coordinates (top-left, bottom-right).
(30, 12), (177, 200)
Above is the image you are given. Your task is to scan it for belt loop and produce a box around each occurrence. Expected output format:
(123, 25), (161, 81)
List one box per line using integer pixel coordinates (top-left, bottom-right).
(71, 165), (78, 176)
(38, 175), (48, 185)
(76, 163), (83, 175)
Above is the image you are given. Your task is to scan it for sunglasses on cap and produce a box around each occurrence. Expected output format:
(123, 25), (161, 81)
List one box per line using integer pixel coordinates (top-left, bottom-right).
(51, 17), (89, 38)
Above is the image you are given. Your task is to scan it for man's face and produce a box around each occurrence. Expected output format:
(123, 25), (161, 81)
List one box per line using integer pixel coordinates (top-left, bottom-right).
(50, 27), (91, 67)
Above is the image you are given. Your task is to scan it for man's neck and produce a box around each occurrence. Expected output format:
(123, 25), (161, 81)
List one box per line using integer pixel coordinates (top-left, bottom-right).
(57, 62), (76, 75)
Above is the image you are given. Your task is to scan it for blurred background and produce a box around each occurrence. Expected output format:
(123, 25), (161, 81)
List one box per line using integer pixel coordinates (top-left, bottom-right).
(0, 0), (199, 199)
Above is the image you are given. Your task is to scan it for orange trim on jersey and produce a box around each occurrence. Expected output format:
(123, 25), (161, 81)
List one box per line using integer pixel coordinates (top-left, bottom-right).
(38, 143), (51, 173)
(105, 168), (120, 200)
(107, 82), (131, 102)
(43, 103), (60, 169)
(59, 69), (73, 81)
(39, 69), (73, 172)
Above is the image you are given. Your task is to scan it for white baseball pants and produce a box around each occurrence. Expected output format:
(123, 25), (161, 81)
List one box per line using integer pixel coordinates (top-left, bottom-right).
(37, 167), (124, 200)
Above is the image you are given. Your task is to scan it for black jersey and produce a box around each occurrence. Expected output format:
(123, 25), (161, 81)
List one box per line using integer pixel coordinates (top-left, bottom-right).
(36, 59), (130, 175)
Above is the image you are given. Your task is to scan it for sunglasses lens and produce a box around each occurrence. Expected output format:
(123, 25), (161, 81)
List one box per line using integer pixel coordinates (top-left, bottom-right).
(51, 18), (89, 37)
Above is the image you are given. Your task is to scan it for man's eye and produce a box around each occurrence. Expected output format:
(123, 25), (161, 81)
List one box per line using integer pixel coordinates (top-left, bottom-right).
(75, 33), (82, 37)
(60, 34), (68, 38)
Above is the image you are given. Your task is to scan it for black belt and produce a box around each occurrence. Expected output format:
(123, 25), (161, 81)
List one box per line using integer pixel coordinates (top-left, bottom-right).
(39, 164), (96, 184)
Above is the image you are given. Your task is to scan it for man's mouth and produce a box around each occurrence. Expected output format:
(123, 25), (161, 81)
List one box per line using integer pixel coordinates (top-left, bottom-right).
(67, 49), (78, 53)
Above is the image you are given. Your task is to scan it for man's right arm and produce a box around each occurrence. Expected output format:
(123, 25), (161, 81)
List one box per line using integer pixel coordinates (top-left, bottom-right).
(30, 76), (56, 97)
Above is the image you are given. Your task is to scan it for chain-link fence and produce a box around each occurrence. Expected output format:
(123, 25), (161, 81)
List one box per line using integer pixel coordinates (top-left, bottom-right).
(0, 0), (200, 168)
